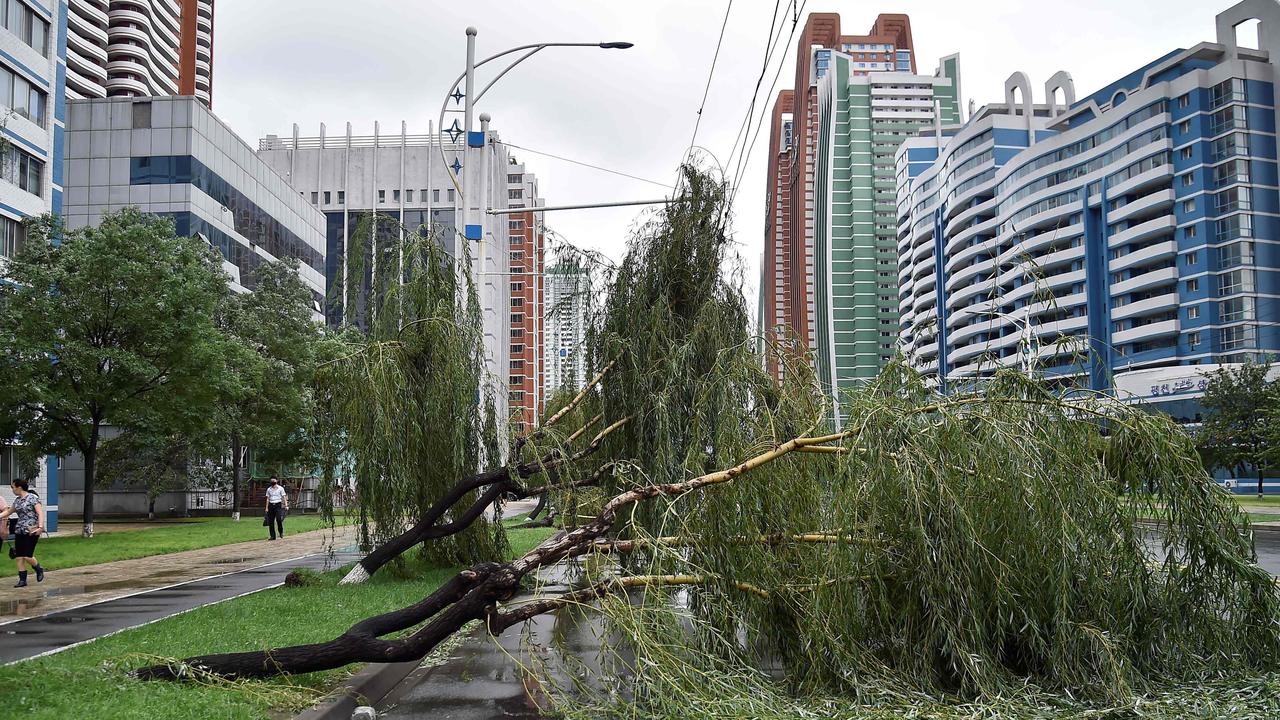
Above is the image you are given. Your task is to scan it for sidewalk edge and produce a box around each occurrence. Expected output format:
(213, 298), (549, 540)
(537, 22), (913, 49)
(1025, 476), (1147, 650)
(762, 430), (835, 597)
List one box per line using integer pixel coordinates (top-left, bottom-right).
(292, 660), (419, 720)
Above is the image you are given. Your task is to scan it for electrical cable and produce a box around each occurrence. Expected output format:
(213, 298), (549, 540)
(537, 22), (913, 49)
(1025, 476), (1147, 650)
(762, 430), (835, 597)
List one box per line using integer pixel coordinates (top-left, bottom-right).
(686, 0), (736, 158)
(494, 140), (670, 188)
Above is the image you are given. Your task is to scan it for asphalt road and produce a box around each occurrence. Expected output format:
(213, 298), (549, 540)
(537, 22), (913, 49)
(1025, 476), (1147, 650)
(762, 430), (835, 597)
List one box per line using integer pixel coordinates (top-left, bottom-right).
(0, 548), (361, 666)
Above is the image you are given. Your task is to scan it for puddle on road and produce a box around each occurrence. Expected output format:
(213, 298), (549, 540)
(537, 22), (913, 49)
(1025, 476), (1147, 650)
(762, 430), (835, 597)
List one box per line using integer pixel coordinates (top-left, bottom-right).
(0, 598), (42, 615)
(43, 615), (90, 624)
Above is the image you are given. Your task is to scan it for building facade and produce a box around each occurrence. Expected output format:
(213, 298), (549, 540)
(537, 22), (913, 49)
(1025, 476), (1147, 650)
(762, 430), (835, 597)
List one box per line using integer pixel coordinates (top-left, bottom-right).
(0, 0), (68, 530)
(813, 51), (960, 407)
(543, 258), (590, 397)
(761, 13), (917, 378)
(66, 0), (214, 106)
(256, 122), (547, 435)
(505, 159), (546, 431)
(896, 0), (1280, 446)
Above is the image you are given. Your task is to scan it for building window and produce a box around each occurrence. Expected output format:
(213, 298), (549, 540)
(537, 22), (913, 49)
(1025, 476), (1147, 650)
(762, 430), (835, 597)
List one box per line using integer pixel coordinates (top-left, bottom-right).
(1185, 225), (1197, 239)
(511, 281), (524, 292)
(393, 189), (400, 203)
(511, 327), (525, 338)
(1176, 93), (1190, 108)
(0, 65), (48, 126)
(508, 173), (523, 183)
(1180, 173), (1193, 187)
(0, 214), (23, 258)
(1185, 251), (1197, 265)
(509, 219), (524, 230)
(1179, 147), (1193, 161)
(1182, 199), (1195, 214)
(1189, 305), (1200, 320)
(511, 297), (524, 308)
(510, 313), (524, 325)
(310, 191), (318, 204)
(1177, 120), (1191, 134)
(405, 189), (413, 203)
(509, 234), (524, 245)
(378, 190), (386, 204)
(1187, 278), (1198, 293)
(1189, 331), (1201, 347)
(508, 189), (522, 200)
(447, 189), (455, 201)
(337, 191), (345, 205)
(131, 100), (151, 129)
(510, 359), (525, 371)
(322, 191), (331, 204)
(1, 1), (50, 57)
(433, 189), (440, 202)
(509, 390), (525, 403)
(510, 250), (524, 262)
(3, 146), (42, 196)
(511, 343), (525, 355)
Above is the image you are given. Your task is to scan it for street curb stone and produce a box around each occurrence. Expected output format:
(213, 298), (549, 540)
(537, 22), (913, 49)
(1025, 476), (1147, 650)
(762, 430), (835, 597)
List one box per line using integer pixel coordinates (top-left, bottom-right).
(293, 660), (419, 720)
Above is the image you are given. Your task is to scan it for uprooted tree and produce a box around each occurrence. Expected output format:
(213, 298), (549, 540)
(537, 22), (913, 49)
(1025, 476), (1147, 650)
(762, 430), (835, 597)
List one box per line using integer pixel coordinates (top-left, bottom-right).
(136, 168), (1280, 717)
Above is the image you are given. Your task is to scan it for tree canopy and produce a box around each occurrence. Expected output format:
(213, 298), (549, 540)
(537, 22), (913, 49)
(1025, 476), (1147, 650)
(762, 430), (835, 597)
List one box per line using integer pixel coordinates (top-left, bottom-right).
(1198, 360), (1276, 496)
(137, 169), (1280, 718)
(0, 208), (237, 535)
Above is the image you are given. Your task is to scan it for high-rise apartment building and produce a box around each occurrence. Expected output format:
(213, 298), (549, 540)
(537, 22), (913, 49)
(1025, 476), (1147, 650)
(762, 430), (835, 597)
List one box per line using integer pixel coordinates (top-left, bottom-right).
(812, 51), (960, 405)
(759, 12), (960, 400)
(505, 161), (546, 432)
(544, 259), (590, 396)
(256, 123), (546, 435)
(896, 0), (1280, 435)
(66, 0), (214, 106)
(0, 0), (67, 530)
(762, 13), (918, 374)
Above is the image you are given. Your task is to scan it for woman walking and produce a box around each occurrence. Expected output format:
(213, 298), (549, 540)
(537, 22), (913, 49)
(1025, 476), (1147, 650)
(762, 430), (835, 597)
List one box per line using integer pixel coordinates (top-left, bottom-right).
(0, 479), (46, 587)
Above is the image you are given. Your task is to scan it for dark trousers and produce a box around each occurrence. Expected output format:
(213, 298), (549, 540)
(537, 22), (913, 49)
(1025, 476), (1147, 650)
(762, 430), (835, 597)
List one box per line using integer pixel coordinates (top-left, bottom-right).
(267, 503), (285, 538)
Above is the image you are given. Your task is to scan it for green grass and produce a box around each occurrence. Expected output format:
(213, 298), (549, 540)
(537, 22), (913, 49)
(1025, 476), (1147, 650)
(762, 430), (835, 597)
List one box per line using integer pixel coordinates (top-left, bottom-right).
(1234, 495), (1280, 509)
(0, 515), (351, 577)
(0, 526), (556, 720)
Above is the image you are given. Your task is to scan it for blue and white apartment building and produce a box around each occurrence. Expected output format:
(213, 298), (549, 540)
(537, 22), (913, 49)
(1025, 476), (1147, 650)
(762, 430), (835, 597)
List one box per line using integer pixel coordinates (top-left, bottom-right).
(896, 0), (1280, 489)
(0, 0), (65, 529)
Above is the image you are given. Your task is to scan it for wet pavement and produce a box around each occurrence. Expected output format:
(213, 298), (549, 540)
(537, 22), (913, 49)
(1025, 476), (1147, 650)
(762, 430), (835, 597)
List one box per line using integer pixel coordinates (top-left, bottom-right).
(0, 547), (362, 665)
(0, 525), (357, 621)
(379, 566), (601, 720)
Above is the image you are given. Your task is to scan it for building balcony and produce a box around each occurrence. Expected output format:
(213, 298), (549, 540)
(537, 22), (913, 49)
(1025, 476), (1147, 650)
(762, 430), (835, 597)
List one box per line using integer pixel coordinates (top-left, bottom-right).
(1110, 239), (1176, 273)
(1112, 318), (1179, 345)
(1108, 215), (1175, 249)
(1107, 187), (1175, 225)
(1110, 266), (1178, 296)
(1106, 162), (1172, 198)
(1111, 291), (1179, 320)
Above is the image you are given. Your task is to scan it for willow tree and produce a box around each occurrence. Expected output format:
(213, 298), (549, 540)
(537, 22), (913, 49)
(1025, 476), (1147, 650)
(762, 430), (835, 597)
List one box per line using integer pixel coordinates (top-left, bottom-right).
(138, 169), (1280, 717)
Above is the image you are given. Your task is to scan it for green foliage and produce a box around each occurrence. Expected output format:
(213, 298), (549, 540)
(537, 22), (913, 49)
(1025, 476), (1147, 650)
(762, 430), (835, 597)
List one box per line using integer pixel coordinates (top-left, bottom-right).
(217, 258), (322, 464)
(96, 432), (194, 513)
(1198, 361), (1276, 489)
(312, 215), (504, 566)
(0, 208), (237, 527)
(525, 167), (1280, 718)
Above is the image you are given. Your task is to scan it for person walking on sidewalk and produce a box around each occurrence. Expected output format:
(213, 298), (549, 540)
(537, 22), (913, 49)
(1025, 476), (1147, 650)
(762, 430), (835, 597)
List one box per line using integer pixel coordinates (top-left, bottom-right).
(0, 479), (46, 587)
(264, 476), (288, 540)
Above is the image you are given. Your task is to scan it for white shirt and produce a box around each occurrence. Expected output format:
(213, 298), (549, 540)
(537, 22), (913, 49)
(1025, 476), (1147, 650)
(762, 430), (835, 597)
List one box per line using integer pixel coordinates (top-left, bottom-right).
(266, 485), (287, 504)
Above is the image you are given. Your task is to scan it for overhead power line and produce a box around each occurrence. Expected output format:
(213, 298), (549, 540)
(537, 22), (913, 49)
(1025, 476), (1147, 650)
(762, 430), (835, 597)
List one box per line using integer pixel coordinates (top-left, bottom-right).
(495, 140), (670, 188)
(686, 0), (735, 157)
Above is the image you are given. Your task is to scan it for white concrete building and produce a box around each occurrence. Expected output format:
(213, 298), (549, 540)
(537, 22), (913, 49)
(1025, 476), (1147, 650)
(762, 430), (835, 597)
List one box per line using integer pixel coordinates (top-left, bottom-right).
(257, 121), (546, 434)
(66, 0), (214, 106)
(543, 259), (590, 395)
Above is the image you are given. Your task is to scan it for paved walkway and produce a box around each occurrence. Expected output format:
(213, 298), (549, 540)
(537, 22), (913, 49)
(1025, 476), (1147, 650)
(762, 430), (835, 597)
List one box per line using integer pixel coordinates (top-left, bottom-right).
(0, 524), (358, 622)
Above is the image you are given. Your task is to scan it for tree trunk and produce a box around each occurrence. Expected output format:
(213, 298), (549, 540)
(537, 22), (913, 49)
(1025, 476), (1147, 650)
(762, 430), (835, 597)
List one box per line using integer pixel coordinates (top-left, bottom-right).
(148, 495), (156, 521)
(230, 433), (242, 521)
(1258, 464), (1265, 499)
(529, 492), (548, 521)
(82, 423), (100, 538)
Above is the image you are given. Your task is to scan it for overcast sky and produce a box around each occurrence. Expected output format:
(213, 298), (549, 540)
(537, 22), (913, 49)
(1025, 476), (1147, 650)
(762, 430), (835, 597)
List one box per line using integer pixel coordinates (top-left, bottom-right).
(214, 0), (1232, 307)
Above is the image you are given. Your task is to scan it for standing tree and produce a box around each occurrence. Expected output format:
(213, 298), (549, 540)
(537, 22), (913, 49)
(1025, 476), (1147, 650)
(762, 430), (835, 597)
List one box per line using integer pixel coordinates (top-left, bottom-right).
(136, 169), (1280, 718)
(0, 208), (236, 536)
(1198, 361), (1276, 497)
(215, 258), (321, 520)
(96, 432), (194, 520)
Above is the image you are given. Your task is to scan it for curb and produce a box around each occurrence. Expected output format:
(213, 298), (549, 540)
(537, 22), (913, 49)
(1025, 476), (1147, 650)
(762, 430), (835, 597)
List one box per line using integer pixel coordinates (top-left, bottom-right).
(293, 660), (419, 720)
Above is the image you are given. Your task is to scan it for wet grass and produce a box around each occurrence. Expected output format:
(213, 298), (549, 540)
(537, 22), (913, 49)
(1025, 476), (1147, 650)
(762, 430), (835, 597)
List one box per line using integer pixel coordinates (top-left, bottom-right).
(0, 526), (556, 720)
(0, 515), (352, 577)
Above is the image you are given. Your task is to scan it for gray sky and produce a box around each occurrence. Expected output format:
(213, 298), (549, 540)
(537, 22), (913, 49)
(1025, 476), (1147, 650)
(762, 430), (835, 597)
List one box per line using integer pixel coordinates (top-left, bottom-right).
(214, 0), (1231, 305)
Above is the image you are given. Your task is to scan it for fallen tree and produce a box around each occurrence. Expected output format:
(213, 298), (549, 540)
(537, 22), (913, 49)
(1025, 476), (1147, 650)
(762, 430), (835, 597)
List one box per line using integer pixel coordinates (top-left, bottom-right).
(138, 167), (1280, 718)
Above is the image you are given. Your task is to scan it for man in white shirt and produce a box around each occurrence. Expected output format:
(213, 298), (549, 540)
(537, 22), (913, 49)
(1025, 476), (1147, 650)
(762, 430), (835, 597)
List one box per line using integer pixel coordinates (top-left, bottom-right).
(264, 476), (289, 540)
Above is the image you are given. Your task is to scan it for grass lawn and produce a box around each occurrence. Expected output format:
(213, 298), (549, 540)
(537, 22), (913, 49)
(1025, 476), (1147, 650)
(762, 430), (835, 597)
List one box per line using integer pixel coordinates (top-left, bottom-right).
(0, 526), (556, 720)
(0, 515), (351, 577)
(1233, 495), (1280, 509)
